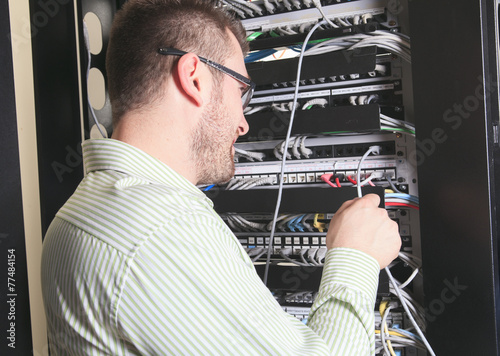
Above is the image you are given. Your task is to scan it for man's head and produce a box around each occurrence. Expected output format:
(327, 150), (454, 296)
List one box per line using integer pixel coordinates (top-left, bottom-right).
(106, 0), (249, 124)
(107, 0), (251, 185)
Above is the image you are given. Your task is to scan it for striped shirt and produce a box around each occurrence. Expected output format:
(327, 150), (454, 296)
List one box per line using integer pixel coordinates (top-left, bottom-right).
(41, 138), (380, 355)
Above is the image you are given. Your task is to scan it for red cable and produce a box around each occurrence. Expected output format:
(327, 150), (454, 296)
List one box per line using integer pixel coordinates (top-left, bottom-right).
(335, 177), (341, 187)
(321, 174), (337, 188)
(385, 202), (420, 210)
(368, 180), (376, 187)
(347, 176), (357, 185)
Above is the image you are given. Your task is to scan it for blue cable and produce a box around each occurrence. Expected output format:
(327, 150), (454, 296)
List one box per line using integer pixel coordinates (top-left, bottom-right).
(391, 326), (423, 342)
(245, 49), (277, 63)
(287, 217), (297, 232)
(295, 214), (306, 232)
(203, 184), (215, 191)
(385, 193), (419, 205)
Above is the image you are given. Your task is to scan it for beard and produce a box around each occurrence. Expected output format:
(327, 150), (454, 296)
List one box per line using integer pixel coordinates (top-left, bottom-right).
(190, 86), (238, 185)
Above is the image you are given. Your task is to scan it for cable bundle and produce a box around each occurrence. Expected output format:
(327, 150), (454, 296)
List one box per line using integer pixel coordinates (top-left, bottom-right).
(305, 30), (411, 63)
(273, 136), (312, 160)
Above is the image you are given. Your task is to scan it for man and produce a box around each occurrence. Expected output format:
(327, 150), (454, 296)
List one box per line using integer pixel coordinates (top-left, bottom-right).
(41, 0), (401, 354)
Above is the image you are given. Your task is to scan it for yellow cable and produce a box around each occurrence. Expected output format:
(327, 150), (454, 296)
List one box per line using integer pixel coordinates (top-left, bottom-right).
(387, 342), (397, 356)
(379, 300), (389, 315)
(313, 213), (325, 232)
(374, 329), (406, 338)
(378, 300), (397, 356)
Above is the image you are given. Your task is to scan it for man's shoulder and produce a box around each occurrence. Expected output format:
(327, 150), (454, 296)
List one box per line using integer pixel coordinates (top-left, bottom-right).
(54, 169), (214, 252)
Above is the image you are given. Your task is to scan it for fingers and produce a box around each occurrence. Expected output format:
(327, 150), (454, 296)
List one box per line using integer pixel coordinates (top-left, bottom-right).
(336, 194), (381, 214)
(327, 193), (400, 269)
(360, 193), (381, 207)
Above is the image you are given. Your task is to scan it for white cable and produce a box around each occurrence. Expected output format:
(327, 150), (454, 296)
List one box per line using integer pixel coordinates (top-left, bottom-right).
(312, 0), (338, 29)
(233, 214), (267, 231)
(361, 13), (372, 24)
(262, 0), (275, 14)
(292, 136), (302, 159)
(337, 17), (350, 27)
(302, 0), (313, 7)
(266, 214), (289, 231)
(399, 251), (422, 268)
(234, 147), (266, 162)
(354, 151), (436, 355)
(270, 0), (280, 8)
(226, 215), (239, 231)
(386, 269), (436, 355)
(227, 214), (249, 231)
(316, 247), (327, 264)
(367, 94), (378, 103)
(272, 103), (289, 112)
(299, 136), (312, 158)
(380, 305), (393, 356)
(244, 105), (266, 115)
(280, 249), (311, 267)
(282, 0), (292, 11)
(226, 0), (255, 16)
(281, 140), (292, 159)
(300, 214), (314, 232)
(263, 21), (326, 285)
(225, 178), (239, 190)
(229, 177), (254, 190)
(303, 30), (411, 62)
(240, 176), (275, 190)
(231, 0), (263, 15)
(358, 95), (368, 105)
(302, 98), (328, 110)
(398, 267), (420, 290)
(356, 146), (381, 197)
(290, 0), (301, 10)
(221, 0), (247, 18)
(375, 64), (387, 75)
(307, 248), (320, 265)
(380, 114), (415, 131)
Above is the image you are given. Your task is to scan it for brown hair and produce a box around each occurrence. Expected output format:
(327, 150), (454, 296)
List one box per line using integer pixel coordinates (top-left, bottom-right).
(106, 0), (248, 125)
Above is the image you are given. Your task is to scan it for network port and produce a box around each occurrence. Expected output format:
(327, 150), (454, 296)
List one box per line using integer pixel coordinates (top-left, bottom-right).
(333, 141), (396, 157)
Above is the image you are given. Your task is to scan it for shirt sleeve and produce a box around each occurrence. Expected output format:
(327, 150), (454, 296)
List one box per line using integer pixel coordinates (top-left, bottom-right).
(114, 212), (380, 356)
(307, 248), (380, 355)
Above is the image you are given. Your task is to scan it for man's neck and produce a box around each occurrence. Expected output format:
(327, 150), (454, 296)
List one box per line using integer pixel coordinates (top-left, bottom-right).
(111, 111), (199, 185)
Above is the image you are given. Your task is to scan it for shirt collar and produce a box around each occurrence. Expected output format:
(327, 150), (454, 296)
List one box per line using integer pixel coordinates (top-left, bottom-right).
(82, 138), (211, 204)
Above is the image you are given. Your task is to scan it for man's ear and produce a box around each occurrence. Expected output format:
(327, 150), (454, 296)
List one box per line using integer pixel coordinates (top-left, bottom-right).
(176, 53), (208, 107)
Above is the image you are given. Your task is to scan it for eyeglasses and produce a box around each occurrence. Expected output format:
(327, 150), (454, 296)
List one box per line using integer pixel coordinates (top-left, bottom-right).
(158, 47), (256, 109)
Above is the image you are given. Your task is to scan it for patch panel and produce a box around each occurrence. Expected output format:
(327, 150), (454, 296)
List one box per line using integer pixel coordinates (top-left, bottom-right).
(240, 0), (389, 29)
(231, 209), (414, 256)
(246, 46), (377, 88)
(232, 167), (397, 187)
(249, 76), (401, 102)
(234, 157), (398, 178)
(334, 141), (396, 157)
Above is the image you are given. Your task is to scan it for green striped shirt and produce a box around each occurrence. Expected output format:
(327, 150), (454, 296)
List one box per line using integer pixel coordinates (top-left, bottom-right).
(41, 138), (380, 355)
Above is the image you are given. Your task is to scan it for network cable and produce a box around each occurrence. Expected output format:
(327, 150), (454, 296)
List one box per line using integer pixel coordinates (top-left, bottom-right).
(263, 20), (328, 285)
(355, 146), (436, 356)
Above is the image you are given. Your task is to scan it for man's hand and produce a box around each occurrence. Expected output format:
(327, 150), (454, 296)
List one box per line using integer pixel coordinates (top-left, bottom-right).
(326, 194), (401, 269)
